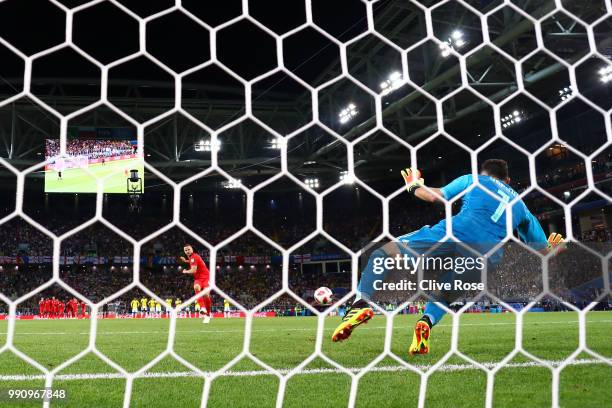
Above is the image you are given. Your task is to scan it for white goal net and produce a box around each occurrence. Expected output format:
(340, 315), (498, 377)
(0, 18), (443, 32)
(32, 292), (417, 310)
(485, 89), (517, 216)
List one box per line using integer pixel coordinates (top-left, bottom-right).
(0, 0), (610, 407)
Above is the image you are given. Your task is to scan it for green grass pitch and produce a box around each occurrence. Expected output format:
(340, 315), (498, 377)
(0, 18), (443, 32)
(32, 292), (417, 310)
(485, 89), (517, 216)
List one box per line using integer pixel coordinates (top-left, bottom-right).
(0, 312), (610, 407)
(44, 158), (145, 193)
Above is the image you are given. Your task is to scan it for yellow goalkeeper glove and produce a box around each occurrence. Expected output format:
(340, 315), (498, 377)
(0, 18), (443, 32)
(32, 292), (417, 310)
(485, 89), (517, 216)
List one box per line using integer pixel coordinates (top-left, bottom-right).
(401, 168), (424, 194)
(547, 232), (565, 254)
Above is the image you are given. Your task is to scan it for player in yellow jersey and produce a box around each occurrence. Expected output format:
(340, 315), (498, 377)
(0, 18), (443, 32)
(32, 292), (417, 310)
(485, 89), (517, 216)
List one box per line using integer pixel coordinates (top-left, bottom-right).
(130, 298), (139, 316)
(148, 298), (156, 317)
(175, 298), (182, 317)
(165, 298), (172, 315)
(140, 297), (147, 314)
(223, 298), (231, 318)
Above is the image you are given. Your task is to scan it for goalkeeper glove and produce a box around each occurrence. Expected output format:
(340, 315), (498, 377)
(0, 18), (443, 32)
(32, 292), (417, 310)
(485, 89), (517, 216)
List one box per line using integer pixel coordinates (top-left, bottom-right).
(401, 168), (424, 194)
(547, 232), (565, 254)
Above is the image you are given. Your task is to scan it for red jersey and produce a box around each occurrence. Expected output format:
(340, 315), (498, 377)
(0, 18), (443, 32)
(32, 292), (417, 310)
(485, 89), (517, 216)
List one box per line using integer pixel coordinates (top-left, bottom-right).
(189, 253), (209, 282)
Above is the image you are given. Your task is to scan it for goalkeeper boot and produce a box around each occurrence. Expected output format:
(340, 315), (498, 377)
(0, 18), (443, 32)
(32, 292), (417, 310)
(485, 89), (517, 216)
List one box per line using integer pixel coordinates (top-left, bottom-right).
(408, 316), (432, 356)
(331, 300), (374, 342)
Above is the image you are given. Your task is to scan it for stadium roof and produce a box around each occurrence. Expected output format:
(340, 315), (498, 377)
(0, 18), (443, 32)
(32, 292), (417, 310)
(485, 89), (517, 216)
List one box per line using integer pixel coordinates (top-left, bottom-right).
(0, 0), (609, 190)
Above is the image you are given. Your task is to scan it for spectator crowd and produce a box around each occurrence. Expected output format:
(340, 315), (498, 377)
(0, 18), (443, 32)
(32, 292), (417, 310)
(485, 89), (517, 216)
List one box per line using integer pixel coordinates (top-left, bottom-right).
(46, 139), (135, 160)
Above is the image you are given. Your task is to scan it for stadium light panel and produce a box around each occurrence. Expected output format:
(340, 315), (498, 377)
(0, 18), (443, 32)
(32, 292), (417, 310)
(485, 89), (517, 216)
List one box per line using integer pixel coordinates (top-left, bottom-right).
(339, 103), (358, 124)
(339, 170), (354, 184)
(305, 178), (320, 189)
(380, 71), (403, 96)
(439, 42), (452, 58)
(559, 86), (573, 101)
(269, 137), (285, 149)
(194, 140), (206, 151)
(223, 178), (242, 189)
(451, 31), (465, 48)
(440, 30), (466, 57)
(194, 139), (221, 152)
(501, 110), (524, 128)
(599, 65), (612, 83)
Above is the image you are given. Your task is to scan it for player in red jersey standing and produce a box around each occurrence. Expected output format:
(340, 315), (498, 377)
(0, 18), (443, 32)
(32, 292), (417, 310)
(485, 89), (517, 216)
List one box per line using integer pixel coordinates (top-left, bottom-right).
(68, 298), (77, 318)
(39, 298), (45, 317)
(180, 244), (212, 324)
(43, 298), (51, 318)
(66, 299), (72, 318)
(51, 297), (59, 318)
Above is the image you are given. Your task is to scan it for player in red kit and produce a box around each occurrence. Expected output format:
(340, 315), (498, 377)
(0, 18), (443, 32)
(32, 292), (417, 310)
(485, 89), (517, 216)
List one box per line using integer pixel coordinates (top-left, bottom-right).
(180, 244), (212, 324)
(39, 298), (45, 317)
(43, 298), (51, 318)
(67, 298), (77, 318)
(49, 296), (58, 319)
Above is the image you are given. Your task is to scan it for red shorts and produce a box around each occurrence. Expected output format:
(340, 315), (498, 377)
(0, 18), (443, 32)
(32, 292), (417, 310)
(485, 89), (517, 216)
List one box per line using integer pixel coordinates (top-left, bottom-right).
(194, 279), (209, 290)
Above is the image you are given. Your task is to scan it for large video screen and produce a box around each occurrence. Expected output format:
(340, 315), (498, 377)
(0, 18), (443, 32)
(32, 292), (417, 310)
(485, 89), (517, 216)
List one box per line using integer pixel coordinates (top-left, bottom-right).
(44, 139), (144, 193)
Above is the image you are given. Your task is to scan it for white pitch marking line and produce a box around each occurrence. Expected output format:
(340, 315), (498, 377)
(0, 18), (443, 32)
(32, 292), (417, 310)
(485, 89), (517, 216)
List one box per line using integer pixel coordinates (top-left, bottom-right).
(1, 319), (611, 336)
(0, 358), (608, 381)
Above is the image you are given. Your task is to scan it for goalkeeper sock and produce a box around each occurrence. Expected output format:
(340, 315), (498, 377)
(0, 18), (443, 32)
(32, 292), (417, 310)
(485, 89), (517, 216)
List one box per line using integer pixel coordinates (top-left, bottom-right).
(424, 302), (447, 327)
(356, 248), (391, 302)
(419, 315), (433, 328)
(350, 298), (369, 309)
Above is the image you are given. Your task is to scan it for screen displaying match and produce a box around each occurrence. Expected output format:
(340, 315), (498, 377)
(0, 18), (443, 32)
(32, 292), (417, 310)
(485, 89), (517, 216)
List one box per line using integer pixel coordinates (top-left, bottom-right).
(44, 138), (144, 193)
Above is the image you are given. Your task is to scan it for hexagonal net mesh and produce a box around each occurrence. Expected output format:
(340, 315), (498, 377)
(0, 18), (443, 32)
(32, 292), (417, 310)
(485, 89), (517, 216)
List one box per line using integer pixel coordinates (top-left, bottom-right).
(0, 0), (610, 407)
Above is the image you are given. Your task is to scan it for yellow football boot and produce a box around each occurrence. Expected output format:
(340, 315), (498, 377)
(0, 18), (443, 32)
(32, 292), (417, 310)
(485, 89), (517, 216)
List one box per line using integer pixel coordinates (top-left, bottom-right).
(331, 305), (374, 342)
(408, 319), (431, 356)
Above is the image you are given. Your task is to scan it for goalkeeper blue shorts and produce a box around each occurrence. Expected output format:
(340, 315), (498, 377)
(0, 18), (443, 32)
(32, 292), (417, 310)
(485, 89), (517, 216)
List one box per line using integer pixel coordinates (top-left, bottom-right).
(397, 222), (502, 264)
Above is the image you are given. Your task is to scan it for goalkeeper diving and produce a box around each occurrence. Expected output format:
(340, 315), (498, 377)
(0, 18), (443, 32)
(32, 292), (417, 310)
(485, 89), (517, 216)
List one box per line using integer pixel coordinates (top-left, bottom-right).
(331, 159), (565, 356)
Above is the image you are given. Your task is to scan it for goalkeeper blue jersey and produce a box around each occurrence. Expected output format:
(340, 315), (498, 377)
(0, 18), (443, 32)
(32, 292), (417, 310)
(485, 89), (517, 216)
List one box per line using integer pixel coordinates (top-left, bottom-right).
(437, 174), (548, 249)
